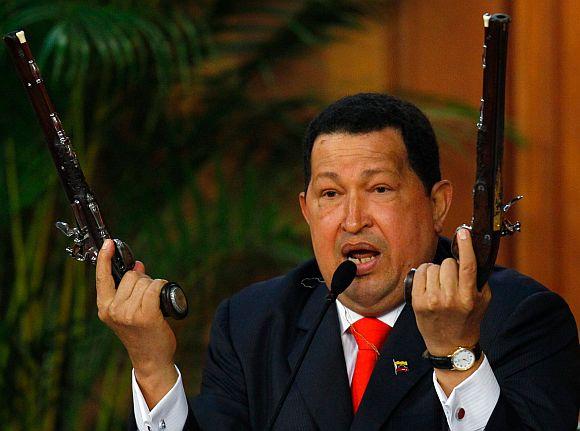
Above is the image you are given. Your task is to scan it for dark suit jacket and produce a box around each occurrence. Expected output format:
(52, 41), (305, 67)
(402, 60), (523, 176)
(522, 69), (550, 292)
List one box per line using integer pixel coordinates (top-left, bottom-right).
(133, 239), (580, 430)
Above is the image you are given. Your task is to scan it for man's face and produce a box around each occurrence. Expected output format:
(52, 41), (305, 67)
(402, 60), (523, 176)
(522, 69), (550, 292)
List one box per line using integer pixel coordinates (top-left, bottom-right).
(299, 128), (451, 315)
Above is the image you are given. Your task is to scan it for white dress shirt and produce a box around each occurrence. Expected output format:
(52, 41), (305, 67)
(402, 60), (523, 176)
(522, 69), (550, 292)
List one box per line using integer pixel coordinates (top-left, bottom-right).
(335, 300), (500, 431)
(132, 366), (188, 431)
(133, 302), (500, 430)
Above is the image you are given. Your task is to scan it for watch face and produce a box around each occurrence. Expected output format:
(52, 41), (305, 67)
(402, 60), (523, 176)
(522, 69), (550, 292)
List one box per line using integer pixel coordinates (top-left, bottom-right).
(451, 348), (476, 371)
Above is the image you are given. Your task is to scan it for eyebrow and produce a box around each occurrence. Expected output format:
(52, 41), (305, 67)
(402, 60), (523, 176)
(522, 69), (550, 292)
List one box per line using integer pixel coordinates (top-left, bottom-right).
(361, 168), (395, 178)
(314, 168), (398, 182)
(314, 171), (339, 181)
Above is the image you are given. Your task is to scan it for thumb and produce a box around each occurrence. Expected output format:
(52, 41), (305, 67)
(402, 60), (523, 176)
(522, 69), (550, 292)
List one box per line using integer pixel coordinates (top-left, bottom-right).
(96, 239), (116, 305)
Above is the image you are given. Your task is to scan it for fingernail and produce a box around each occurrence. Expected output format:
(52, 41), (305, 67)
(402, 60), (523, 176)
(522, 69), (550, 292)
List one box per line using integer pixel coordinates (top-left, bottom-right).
(458, 228), (468, 240)
(101, 239), (111, 250)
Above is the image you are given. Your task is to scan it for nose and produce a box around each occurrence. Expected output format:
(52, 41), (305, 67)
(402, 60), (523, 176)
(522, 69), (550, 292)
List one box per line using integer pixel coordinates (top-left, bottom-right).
(341, 193), (371, 233)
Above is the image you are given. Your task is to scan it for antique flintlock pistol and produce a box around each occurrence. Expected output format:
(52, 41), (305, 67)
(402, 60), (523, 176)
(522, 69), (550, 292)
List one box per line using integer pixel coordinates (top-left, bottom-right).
(4, 30), (188, 319)
(405, 13), (522, 300)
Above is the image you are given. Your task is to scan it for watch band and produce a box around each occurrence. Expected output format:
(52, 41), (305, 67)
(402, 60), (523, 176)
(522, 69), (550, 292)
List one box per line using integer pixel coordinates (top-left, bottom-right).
(423, 343), (482, 370)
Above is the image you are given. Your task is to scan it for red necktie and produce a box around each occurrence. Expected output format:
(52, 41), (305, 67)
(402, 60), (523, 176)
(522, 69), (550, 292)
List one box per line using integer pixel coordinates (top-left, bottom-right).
(350, 317), (392, 413)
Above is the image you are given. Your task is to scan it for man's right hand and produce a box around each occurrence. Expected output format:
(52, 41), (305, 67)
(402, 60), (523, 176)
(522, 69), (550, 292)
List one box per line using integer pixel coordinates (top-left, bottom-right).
(96, 238), (178, 408)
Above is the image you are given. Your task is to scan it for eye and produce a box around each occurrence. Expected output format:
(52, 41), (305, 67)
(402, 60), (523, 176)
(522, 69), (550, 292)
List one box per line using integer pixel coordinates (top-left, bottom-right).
(374, 185), (391, 194)
(322, 190), (338, 198)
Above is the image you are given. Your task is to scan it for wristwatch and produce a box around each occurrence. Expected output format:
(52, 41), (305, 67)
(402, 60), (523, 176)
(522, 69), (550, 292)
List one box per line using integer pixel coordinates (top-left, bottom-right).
(423, 343), (482, 371)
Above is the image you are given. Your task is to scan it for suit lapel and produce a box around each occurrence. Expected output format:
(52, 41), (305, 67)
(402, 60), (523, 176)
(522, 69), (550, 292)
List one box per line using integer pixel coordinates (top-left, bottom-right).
(288, 282), (353, 430)
(282, 238), (451, 430)
(350, 304), (432, 431)
(349, 238), (451, 429)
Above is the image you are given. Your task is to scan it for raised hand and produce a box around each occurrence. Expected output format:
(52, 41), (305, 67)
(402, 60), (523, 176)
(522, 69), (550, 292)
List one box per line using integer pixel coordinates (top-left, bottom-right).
(411, 228), (492, 393)
(96, 238), (178, 408)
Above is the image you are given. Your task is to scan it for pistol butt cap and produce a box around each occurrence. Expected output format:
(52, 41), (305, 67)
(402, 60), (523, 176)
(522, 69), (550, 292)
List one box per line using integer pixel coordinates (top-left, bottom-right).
(160, 282), (189, 320)
(403, 268), (416, 305)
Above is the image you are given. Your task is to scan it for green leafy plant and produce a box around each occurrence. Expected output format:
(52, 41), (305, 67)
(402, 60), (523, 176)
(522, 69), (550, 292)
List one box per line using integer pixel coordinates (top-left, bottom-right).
(0, 1), (390, 429)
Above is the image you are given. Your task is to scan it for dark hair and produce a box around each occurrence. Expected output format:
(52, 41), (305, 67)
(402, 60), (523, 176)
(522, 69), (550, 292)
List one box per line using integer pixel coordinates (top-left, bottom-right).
(303, 93), (440, 194)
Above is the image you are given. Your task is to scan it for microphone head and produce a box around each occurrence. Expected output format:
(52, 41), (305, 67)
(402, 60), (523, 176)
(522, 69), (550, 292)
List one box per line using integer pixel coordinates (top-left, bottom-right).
(330, 260), (357, 297)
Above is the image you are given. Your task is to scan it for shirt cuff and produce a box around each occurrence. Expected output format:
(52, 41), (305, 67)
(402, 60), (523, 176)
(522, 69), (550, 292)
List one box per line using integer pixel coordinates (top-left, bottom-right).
(132, 365), (188, 431)
(432, 355), (500, 431)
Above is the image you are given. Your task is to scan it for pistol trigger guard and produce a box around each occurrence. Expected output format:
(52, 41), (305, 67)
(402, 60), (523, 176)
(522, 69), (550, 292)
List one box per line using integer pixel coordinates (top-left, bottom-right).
(500, 195), (523, 237)
(502, 195), (524, 213)
(65, 243), (98, 263)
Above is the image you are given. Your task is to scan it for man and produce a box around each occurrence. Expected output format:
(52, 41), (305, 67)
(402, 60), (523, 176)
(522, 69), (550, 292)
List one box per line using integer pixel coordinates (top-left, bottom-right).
(96, 93), (579, 430)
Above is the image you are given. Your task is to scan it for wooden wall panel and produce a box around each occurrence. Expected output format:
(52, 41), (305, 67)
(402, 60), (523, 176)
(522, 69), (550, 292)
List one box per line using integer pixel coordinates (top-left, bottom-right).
(510, 0), (561, 299)
(396, 0), (499, 104)
(509, 0), (580, 318)
(559, 0), (580, 318)
(321, 20), (392, 100)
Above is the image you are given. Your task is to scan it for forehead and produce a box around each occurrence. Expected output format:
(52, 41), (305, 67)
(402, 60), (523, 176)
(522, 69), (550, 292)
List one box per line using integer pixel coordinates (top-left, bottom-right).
(310, 128), (408, 175)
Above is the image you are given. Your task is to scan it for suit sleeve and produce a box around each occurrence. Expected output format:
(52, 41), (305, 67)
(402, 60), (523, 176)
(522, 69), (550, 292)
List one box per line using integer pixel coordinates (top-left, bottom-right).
(126, 298), (249, 431)
(485, 291), (579, 430)
(190, 298), (251, 430)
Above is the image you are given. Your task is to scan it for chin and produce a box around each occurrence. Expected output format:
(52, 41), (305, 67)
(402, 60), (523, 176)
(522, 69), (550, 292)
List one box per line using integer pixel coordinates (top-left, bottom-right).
(340, 277), (400, 314)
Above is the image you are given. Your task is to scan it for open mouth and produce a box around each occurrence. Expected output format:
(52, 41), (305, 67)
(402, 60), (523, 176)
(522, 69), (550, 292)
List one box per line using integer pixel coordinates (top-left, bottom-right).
(346, 251), (379, 264)
(341, 242), (381, 274)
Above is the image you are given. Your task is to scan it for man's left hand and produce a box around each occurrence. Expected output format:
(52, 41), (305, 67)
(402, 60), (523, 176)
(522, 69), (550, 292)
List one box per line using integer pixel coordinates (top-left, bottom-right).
(411, 228), (491, 390)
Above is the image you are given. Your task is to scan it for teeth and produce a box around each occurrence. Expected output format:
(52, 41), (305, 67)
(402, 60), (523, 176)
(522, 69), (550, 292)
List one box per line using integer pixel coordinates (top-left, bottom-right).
(347, 255), (376, 264)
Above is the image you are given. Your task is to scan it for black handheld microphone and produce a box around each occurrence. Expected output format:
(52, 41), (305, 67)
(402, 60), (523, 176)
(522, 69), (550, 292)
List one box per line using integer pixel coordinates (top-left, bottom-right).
(266, 260), (357, 430)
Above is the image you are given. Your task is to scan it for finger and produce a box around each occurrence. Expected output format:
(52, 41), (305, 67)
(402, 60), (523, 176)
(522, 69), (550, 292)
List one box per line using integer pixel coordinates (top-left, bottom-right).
(141, 279), (166, 316)
(439, 258), (459, 306)
(113, 271), (146, 305)
(456, 227), (477, 292)
(124, 277), (152, 317)
(424, 264), (443, 310)
(96, 239), (116, 306)
(425, 264), (441, 291)
(440, 257), (459, 295)
(411, 263), (429, 308)
(412, 263), (429, 295)
(134, 260), (146, 273)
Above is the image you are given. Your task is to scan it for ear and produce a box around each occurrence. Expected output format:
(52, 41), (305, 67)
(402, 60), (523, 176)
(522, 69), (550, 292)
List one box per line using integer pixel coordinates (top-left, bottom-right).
(299, 191), (311, 226)
(430, 180), (453, 234)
